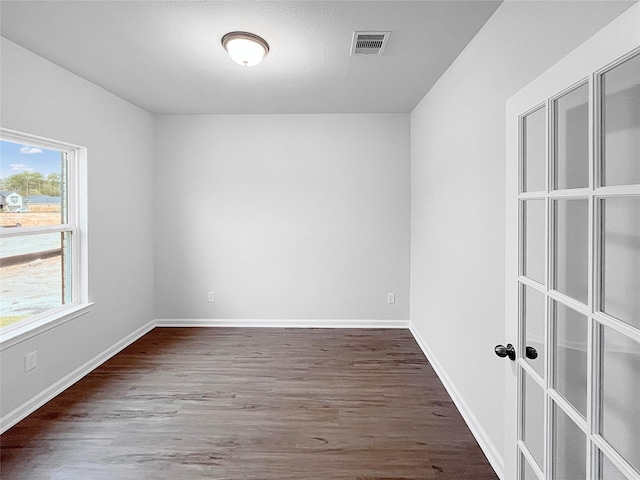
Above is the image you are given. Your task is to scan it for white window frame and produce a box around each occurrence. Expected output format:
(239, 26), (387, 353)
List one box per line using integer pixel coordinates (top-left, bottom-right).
(0, 128), (90, 350)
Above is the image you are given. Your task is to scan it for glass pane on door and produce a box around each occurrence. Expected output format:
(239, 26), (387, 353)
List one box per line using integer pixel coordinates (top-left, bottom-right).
(601, 53), (640, 186)
(553, 402), (586, 479)
(601, 197), (640, 328)
(599, 451), (629, 480)
(601, 325), (640, 473)
(524, 285), (545, 377)
(522, 454), (540, 480)
(554, 199), (588, 304)
(523, 200), (545, 284)
(553, 301), (587, 417)
(523, 372), (545, 469)
(554, 83), (589, 190)
(523, 107), (546, 192)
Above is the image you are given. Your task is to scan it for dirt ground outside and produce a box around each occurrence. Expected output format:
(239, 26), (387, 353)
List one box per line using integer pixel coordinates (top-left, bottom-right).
(0, 256), (61, 327)
(0, 211), (62, 228)
(1, 212), (65, 328)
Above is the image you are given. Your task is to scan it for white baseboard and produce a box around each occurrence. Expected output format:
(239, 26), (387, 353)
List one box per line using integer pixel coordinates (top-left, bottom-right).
(155, 318), (410, 329)
(0, 319), (155, 434)
(409, 321), (505, 480)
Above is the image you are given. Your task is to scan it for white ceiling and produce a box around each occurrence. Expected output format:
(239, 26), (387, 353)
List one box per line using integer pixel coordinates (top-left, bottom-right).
(0, 1), (503, 114)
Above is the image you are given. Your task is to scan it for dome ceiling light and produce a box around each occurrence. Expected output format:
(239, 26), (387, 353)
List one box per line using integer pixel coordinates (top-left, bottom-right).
(221, 31), (270, 67)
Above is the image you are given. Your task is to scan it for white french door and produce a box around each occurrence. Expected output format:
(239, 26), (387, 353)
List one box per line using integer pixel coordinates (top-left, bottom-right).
(504, 16), (640, 480)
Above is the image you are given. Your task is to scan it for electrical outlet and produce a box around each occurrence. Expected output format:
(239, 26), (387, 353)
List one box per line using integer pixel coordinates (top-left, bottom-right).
(207, 291), (215, 303)
(387, 293), (395, 304)
(25, 351), (37, 372)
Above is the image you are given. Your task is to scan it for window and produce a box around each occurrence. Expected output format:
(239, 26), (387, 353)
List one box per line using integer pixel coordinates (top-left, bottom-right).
(0, 129), (88, 341)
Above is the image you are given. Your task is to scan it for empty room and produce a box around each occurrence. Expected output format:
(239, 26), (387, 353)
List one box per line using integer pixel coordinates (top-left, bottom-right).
(0, 1), (639, 479)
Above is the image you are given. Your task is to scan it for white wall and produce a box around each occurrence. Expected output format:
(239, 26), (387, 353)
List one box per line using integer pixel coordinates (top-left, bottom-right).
(154, 114), (410, 321)
(0, 38), (155, 419)
(409, 0), (636, 474)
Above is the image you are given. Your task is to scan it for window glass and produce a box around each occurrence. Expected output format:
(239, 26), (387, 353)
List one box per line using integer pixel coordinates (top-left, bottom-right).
(0, 136), (79, 331)
(0, 140), (66, 226)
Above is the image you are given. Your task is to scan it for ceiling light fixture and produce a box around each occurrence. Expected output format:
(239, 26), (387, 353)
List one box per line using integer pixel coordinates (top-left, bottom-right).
(221, 31), (270, 67)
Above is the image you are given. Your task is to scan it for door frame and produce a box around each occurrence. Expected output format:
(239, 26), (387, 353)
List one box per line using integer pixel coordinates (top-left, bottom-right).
(504, 6), (640, 479)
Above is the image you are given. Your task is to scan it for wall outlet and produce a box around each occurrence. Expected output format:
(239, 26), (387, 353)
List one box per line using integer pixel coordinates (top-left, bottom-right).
(207, 291), (215, 303)
(25, 351), (37, 372)
(387, 293), (395, 304)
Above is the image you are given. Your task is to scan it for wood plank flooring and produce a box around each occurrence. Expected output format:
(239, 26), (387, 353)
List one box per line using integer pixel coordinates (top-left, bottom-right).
(0, 328), (498, 479)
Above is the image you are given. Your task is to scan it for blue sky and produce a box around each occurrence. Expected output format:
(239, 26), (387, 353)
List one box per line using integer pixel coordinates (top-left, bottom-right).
(0, 140), (63, 179)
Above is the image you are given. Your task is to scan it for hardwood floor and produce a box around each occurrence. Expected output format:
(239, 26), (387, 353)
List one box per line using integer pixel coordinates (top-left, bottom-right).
(0, 328), (498, 479)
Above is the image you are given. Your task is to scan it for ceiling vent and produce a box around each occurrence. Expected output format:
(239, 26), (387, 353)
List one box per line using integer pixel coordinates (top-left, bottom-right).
(350, 31), (390, 56)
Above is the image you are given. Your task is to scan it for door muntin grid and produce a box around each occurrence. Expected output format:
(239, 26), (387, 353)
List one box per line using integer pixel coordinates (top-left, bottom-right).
(516, 48), (640, 480)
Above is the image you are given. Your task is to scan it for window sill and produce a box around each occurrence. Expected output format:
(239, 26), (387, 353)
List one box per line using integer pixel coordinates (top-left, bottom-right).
(0, 303), (94, 351)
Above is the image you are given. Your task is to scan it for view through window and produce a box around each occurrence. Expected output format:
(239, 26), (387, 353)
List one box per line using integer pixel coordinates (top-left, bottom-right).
(0, 134), (81, 331)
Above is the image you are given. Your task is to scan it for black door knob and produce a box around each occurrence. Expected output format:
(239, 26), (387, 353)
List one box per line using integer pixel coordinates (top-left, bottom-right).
(526, 346), (538, 360)
(495, 343), (515, 361)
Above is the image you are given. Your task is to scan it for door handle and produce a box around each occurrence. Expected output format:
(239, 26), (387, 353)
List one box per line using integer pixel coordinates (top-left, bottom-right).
(526, 346), (538, 360)
(495, 343), (515, 361)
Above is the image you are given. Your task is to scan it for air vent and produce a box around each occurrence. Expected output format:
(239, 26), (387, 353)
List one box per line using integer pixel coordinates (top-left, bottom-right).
(350, 31), (390, 56)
